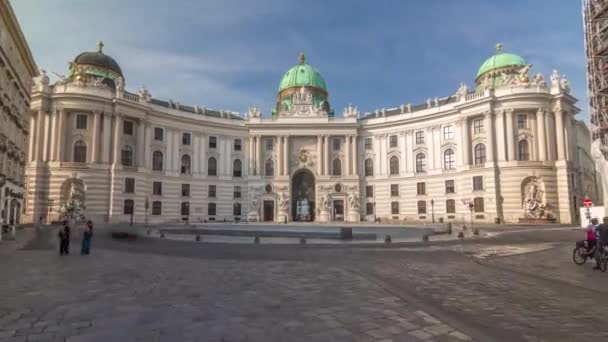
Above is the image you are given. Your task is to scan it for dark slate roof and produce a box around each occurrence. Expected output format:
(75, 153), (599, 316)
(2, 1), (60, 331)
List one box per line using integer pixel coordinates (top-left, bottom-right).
(361, 95), (458, 120)
(140, 95), (242, 120)
(74, 51), (123, 76)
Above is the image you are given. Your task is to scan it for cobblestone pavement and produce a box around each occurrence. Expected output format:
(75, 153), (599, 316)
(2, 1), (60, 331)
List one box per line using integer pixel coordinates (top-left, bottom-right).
(0, 227), (606, 341)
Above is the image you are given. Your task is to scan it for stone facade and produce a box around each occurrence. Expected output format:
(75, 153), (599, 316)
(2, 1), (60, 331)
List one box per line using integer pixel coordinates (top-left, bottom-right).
(24, 45), (598, 225)
(0, 0), (38, 226)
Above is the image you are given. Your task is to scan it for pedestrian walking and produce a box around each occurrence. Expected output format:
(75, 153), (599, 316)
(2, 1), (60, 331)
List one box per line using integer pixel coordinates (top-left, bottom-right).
(58, 221), (70, 256)
(81, 220), (93, 255)
(593, 217), (608, 270)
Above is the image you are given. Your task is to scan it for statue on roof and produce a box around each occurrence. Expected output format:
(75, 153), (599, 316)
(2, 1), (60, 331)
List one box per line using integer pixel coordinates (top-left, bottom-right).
(531, 73), (546, 87)
(426, 98), (431, 108)
(457, 82), (468, 101)
(407, 103), (412, 113)
(551, 69), (560, 88)
(560, 75), (571, 93)
(518, 64), (533, 83)
(433, 97), (439, 107)
(299, 52), (305, 65)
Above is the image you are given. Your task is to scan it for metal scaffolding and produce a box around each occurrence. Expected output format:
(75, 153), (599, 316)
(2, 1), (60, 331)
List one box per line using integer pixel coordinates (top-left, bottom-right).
(584, 0), (608, 151)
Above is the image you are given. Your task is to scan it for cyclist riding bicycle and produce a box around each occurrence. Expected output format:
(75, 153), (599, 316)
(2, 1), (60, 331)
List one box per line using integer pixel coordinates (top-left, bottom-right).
(586, 218), (599, 253)
(594, 217), (608, 270)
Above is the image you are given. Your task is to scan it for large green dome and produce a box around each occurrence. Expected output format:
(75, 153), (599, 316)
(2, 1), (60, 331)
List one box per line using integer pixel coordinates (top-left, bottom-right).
(278, 53), (327, 92)
(476, 44), (526, 79)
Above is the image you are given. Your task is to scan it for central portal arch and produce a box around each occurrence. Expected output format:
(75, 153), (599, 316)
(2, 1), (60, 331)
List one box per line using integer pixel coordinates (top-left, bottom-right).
(291, 169), (315, 222)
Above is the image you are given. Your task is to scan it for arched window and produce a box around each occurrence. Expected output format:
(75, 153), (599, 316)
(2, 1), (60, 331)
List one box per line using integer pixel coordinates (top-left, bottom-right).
(474, 143), (486, 165)
(332, 158), (342, 176)
(443, 149), (455, 170)
(208, 157), (217, 176)
(123, 199), (134, 215)
(518, 140), (530, 161)
(233, 159), (242, 177)
(415, 153), (426, 173)
(73, 140), (87, 163)
(181, 154), (191, 174)
(121, 146), (133, 166)
(389, 156), (399, 175)
(152, 151), (163, 171)
(365, 158), (374, 177)
(265, 159), (274, 176)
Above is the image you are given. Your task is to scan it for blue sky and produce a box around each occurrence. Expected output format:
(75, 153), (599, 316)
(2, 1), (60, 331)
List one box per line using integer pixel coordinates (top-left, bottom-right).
(12, 0), (587, 119)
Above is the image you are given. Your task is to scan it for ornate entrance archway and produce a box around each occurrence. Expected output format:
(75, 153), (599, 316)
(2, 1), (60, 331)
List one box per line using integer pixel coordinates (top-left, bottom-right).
(291, 169), (315, 222)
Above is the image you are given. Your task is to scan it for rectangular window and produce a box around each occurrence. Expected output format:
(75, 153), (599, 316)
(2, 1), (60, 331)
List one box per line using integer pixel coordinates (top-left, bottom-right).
(416, 182), (426, 195)
(208, 203), (216, 216)
(124, 178), (135, 193)
(152, 201), (162, 215)
(265, 138), (273, 151)
(332, 138), (341, 151)
(473, 118), (484, 134)
(390, 184), (399, 197)
(123, 200), (134, 215)
(474, 197), (485, 213)
(366, 202), (374, 215)
(209, 136), (217, 149)
(517, 114), (528, 129)
(154, 127), (163, 141)
(182, 133), (191, 146)
(234, 139), (242, 151)
(365, 185), (374, 198)
(234, 186), (241, 199)
(365, 138), (373, 150)
(152, 181), (162, 196)
(208, 185), (216, 198)
(446, 199), (456, 214)
(233, 203), (241, 216)
(391, 201), (399, 215)
(181, 184), (190, 197)
(181, 202), (190, 216)
(473, 176), (484, 191)
(445, 180), (455, 194)
(123, 121), (134, 135)
(415, 131), (425, 144)
(389, 135), (398, 148)
(76, 114), (87, 130)
(417, 200), (427, 214)
(443, 125), (454, 140)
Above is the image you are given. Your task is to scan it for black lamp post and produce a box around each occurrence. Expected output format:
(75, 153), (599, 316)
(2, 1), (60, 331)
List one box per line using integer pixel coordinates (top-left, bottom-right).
(430, 199), (435, 223)
(468, 202), (474, 229)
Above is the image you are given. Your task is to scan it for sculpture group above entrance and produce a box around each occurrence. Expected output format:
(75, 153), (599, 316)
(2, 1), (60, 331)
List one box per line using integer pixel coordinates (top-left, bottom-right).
(278, 86), (328, 118)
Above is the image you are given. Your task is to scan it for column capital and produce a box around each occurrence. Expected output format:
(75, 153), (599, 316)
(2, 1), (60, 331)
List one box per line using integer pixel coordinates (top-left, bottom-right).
(504, 108), (514, 116)
(536, 108), (547, 115)
(484, 110), (494, 117)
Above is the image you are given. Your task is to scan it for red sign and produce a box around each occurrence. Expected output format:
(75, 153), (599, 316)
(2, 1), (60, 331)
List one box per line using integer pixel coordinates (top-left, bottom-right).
(583, 198), (593, 208)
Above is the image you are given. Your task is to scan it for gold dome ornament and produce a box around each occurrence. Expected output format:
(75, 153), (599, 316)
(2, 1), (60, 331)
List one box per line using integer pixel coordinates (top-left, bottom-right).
(299, 52), (305, 65)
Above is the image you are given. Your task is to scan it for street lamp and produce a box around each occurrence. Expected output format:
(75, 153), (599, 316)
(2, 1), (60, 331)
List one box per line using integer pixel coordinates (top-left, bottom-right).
(430, 199), (435, 223)
(144, 196), (149, 227)
(468, 202), (474, 229)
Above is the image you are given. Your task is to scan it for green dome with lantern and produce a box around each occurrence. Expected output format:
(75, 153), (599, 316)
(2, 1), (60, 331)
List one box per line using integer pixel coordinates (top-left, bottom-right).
(273, 53), (333, 118)
(475, 44), (527, 91)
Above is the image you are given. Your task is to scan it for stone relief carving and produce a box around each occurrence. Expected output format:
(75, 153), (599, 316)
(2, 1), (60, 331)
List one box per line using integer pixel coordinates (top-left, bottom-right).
(531, 73), (546, 87)
(319, 192), (329, 211)
(280, 87), (327, 117)
(278, 192), (289, 211)
(347, 192), (360, 209)
(521, 177), (548, 219)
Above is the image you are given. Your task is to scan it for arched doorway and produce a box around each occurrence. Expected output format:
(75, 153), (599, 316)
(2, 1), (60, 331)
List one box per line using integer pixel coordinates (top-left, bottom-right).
(291, 169), (315, 222)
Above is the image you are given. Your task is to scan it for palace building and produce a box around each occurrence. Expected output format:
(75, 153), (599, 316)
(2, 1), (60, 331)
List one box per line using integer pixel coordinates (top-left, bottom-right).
(0, 0), (38, 227)
(24, 42), (599, 225)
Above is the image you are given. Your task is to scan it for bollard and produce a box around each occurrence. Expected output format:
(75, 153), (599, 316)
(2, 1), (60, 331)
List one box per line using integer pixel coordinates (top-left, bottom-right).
(384, 235), (392, 244)
(300, 237), (307, 245)
(254, 236), (260, 244)
(195, 234), (201, 242)
(458, 231), (464, 239)
(446, 223), (452, 235)
(473, 228), (480, 236)
(422, 234), (429, 242)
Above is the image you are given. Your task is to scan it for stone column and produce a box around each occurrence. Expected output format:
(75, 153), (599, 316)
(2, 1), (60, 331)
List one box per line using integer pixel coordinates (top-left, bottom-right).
(427, 129), (435, 170)
(374, 135), (381, 175)
(399, 132), (406, 174)
(144, 126), (152, 168)
(536, 109), (546, 161)
(91, 111), (101, 163)
(495, 111), (506, 161)
(200, 134), (207, 175)
(554, 109), (566, 161)
(112, 115), (123, 165)
(101, 113), (112, 163)
(28, 114), (36, 162)
(352, 135), (358, 176)
(317, 135), (323, 175)
(276, 136), (283, 175)
(485, 111), (494, 162)
(249, 136), (255, 175)
(405, 131), (413, 172)
(173, 131), (180, 172)
(226, 136), (232, 175)
(433, 127), (441, 167)
(137, 120), (145, 166)
(565, 113), (574, 162)
(505, 109), (515, 161)
(257, 135), (263, 176)
(193, 134), (200, 174)
(35, 110), (45, 162)
(324, 135), (330, 175)
(283, 135), (289, 176)
(345, 135), (351, 176)
(461, 118), (470, 165)
(41, 111), (51, 162)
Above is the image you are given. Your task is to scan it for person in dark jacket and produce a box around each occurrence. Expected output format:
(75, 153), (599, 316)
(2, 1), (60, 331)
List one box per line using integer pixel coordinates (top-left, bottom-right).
(80, 220), (93, 255)
(58, 221), (70, 255)
(593, 217), (608, 270)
